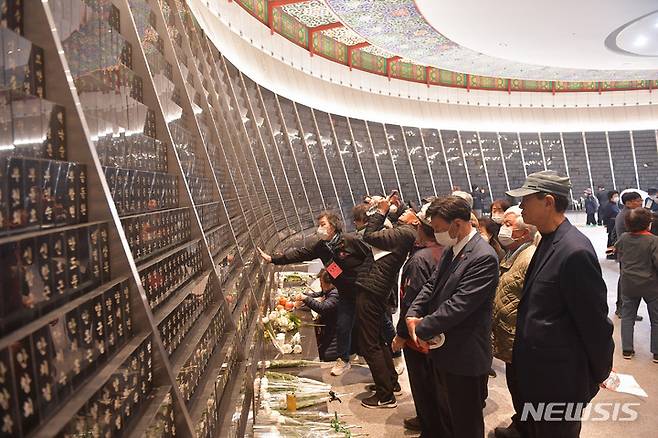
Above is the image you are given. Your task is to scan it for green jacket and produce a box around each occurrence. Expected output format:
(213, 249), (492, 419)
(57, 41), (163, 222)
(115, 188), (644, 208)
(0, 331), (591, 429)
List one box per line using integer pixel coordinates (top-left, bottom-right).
(492, 242), (536, 363)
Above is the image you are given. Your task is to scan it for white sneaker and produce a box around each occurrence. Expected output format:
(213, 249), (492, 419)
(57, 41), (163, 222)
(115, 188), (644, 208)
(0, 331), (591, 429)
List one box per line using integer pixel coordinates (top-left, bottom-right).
(330, 358), (351, 376)
(350, 354), (364, 364)
(394, 356), (405, 375)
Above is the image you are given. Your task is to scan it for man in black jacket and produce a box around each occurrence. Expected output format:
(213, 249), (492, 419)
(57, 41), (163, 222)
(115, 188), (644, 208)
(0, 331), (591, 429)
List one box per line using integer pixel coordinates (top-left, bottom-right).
(506, 171), (614, 438)
(406, 196), (499, 438)
(257, 211), (371, 376)
(391, 204), (444, 434)
(356, 198), (417, 409)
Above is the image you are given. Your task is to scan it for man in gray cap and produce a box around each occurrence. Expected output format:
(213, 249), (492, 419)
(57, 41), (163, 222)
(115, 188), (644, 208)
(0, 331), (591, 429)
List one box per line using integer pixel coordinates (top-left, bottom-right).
(503, 171), (614, 438)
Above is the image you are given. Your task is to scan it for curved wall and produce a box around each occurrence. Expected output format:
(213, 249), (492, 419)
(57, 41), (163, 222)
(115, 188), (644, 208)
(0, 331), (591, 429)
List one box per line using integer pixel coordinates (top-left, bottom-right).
(190, 0), (658, 133)
(211, 53), (657, 232)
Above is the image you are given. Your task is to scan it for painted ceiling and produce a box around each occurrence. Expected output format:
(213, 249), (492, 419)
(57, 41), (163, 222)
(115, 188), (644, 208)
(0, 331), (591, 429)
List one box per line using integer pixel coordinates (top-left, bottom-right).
(324, 0), (658, 81)
(228, 0), (658, 93)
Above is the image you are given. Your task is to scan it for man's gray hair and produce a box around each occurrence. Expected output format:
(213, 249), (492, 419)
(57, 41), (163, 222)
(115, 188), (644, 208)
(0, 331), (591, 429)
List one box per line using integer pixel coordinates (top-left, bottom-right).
(504, 206), (537, 240)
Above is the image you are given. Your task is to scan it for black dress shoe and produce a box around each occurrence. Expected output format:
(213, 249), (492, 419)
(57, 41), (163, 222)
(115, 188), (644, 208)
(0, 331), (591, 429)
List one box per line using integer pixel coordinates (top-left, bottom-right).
(636, 315), (643, 321)
(488, 368), (497, 377)
(403, 416), (422, 431)
(494, 424), (521, 438)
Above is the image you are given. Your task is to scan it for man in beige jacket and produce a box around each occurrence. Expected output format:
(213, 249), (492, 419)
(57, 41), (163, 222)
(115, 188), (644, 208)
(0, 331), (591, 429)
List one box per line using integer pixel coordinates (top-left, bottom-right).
(492, 206), (538, 438)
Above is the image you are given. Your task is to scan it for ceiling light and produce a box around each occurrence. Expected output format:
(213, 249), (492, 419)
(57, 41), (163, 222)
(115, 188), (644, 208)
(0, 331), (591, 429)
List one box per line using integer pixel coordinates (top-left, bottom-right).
(634, 35), (648, 46)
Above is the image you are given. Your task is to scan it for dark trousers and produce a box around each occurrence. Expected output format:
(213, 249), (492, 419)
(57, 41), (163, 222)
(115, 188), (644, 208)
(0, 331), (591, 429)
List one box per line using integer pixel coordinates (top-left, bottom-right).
(522, 418), (582, 438)
(356, 289), (397, 399)
(586, 213), (596, 225)
(382, 310), (402, 358)
(336, 293), (356, 361)
(505, 362), (525, 433)
(616, 263), (622, 314)
(404, 347), (440, 435)
(431, 366), (488, 438)
(597, 207), (604, 225)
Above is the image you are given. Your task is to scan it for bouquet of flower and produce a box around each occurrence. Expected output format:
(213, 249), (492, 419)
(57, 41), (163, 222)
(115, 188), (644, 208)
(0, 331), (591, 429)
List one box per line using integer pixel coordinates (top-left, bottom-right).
(263, 309), (302, 334)
(262, 310), (303, 354)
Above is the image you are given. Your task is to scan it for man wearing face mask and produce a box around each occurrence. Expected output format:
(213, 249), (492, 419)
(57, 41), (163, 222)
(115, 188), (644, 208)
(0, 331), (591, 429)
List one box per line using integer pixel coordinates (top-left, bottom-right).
(391, 202), (445, 434)
(354, 198), (418, 409)
(492, 206), (538, 438)
(257, 211), (371, 377)
(406, 196), (500, 438)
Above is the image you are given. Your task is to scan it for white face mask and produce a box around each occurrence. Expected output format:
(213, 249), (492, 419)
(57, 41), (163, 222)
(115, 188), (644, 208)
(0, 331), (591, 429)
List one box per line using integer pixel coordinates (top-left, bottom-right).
(317, 226), (330, 240)
(435, 222), (458, 247)
(492, 214), (504, 224)
(389, 204), (398, 214)
(498, 225), (517, 248)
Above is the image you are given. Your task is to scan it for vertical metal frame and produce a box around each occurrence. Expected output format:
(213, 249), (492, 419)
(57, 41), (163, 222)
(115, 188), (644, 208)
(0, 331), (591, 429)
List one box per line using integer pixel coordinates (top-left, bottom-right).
(558, 132), (576, 204)
(580, 132), (595, 190)
(346, 118), (371, 195)
(292, 101), (327, 211)
(381, 124), (405, 199)
(256, 84), (305, 232)
(238, 72), (292, 234)
(604, 131), (618, 190)
(628, 131), (641, 188)
(328, 114), (357, 206)
(537, 132), (549, 171)
(399, 125), (423, 203)
(216, 56), (273, 250)
(495, 132), (511, 191)
(310, 108), (348, 226)
(364, 121), (387, 194)
(475, 132), (494, 205)
(437, 130), (455, 191)
(218, 56), (283, 243)
(167, 7), (266, 270)
(273, 94), (316, 221)
(417, 130), (439, 196)
(456, 131), (473, 191)
(516, 132), (529, 179)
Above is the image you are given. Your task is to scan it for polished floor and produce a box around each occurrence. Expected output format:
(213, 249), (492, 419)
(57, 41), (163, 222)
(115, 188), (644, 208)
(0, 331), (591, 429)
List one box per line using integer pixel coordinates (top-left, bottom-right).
(292, 213), (657, 437)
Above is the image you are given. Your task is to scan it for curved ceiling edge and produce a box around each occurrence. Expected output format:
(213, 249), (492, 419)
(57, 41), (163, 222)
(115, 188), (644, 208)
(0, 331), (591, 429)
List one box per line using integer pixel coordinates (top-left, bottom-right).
(189, 0), (658, 132)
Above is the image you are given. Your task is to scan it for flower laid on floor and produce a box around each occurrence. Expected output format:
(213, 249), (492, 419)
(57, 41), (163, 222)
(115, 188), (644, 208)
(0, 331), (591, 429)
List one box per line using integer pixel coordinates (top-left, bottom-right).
(258, 359), (324, 369)
(254, 373), (363, 437)
(258, 372), (348, 410)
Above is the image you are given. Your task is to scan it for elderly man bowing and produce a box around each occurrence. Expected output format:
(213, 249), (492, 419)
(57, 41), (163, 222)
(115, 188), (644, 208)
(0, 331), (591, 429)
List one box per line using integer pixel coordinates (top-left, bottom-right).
(406, 196), (500, 438)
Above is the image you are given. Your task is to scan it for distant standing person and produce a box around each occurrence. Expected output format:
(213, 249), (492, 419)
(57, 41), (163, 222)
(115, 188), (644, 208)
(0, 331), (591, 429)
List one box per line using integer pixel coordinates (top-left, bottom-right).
(506, 171), (614, 438)
(472, 185), (485, 218)
(584, 188), (599, 226)
(596, 185), (608, 225)
(614, 207), (658, 363)
(602, 191), (620, 250)
(614, 191), (644, 320)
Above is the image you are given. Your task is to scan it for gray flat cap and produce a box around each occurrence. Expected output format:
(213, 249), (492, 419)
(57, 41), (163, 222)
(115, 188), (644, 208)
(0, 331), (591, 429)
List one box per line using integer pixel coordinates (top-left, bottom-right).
(506, 170), (572, 198)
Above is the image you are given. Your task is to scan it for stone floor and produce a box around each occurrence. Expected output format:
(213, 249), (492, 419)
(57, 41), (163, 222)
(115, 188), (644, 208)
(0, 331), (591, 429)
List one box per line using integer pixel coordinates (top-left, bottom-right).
(298, 212), (657, 437)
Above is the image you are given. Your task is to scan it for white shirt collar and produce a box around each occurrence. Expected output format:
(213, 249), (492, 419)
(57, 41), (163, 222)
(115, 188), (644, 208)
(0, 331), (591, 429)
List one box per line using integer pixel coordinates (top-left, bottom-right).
(452, 228), (478, 259)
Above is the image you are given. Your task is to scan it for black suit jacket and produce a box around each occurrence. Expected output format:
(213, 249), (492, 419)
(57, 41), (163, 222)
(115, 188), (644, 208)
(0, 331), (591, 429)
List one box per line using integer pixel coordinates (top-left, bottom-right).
(512, 219), (614, 404)
(407, 232), (499, 376)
